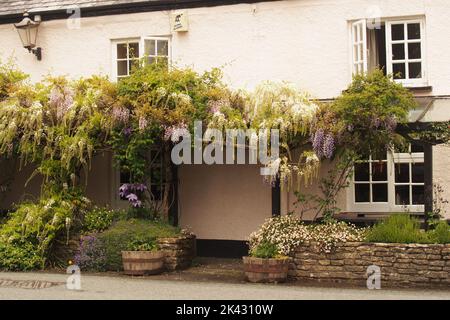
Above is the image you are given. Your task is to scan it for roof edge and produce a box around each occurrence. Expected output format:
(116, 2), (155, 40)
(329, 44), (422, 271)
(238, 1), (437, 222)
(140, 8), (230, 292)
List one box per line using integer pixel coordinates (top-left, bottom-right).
(0, 0), (281, 25)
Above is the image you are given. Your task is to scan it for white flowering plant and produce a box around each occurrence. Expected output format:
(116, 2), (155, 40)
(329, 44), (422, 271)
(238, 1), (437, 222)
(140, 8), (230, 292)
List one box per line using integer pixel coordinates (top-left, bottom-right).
(248, 215), (367, 256)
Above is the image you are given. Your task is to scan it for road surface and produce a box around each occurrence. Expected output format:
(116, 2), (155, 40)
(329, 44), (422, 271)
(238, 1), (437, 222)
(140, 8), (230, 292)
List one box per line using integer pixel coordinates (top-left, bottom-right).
(0, 272), (448, 300)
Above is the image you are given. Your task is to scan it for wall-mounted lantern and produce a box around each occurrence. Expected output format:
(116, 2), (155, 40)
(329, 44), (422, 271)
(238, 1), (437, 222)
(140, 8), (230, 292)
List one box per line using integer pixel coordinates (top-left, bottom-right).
(14, 12), (42, 61)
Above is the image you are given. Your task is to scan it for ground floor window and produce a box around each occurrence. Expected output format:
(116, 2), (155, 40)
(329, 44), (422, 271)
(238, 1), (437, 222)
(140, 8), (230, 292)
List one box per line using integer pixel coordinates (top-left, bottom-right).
(348, 144), (425, 213)
(117, 145), (165, 203)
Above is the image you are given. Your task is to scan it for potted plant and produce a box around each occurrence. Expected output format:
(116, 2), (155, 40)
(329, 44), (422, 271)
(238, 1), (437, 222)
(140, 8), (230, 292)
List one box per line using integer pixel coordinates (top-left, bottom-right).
(121, 238), (165, 275)
(243, 241), (292, 283)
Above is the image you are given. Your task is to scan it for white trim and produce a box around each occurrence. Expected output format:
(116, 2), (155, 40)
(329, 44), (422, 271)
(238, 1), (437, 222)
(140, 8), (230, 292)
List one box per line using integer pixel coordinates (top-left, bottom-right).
(110, 36), (172, 81)
(351, 19), (368, 76)
(386, 18), (427, 87)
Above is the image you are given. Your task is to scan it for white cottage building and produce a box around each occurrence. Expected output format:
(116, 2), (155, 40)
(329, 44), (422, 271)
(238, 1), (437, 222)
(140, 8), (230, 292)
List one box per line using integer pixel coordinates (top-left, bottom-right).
(0, 0), (449, 256)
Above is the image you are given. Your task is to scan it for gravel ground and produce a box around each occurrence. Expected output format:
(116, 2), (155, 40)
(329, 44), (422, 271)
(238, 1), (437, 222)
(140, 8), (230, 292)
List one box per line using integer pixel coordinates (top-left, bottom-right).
(0, 271), (449, 300)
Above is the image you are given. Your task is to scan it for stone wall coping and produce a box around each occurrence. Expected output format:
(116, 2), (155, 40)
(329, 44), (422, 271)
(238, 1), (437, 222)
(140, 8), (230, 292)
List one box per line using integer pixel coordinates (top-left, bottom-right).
(298, 241), (450, 249)
(157, 234), (196, 244)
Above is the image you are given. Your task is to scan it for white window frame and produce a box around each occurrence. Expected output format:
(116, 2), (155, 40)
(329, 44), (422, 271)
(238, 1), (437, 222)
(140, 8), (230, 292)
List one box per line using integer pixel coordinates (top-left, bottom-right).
(349, 17), (427, 87)
(351, 19), (368, 76)
(386, 19), (427, 87)
(347, 149), (425, 213)
(111, 36), (171, 81)
(111, 39), (141, 81)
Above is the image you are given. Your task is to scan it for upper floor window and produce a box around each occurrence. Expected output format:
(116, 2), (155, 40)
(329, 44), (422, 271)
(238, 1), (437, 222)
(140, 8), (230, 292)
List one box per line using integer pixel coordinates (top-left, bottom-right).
(112, 37), (171, 81)
(351, 17), (427, 87)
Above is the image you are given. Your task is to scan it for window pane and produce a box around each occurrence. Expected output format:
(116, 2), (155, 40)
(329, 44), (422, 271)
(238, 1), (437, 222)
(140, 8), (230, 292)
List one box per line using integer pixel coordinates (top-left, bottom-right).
(120, 171), (131, 184)
(145, 40), (156, 56)
(117, 60), (128, 76)
(412, 163), (424, 183)
(156, 56), (168, 66)
(129, 59), (139, 73)
(411, 144), (424, 153)
(407, 23), (421, 40)
(395, 163), (410, 183)
(117, 43), (127, 59)
(355, 163), (370, 181)
(393, 63), (406, 79)
(157, 40), (169, 56)
(395, 185), (410, 205)
(408, 43), (421, 59)
(355, 184), (370, 202)
(412, 186), (424, 205)
(392, 43), (405, 60)
(391, 24), (405, 40)
(372, 162), (387, 181)
(129, 42), (139, 58)
(409, 62), (422, 79)
(147, 56), (155, 65)
(372, 184), (388, 202)
(353, 45), (359, 62)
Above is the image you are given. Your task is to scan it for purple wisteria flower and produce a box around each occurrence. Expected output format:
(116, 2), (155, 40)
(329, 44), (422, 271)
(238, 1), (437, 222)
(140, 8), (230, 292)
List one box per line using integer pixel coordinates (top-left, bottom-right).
(311, 128), (325, 158)
(139, 117), (148, 131)
(371, 117), (382, 129)
(49, 86), (74, 120)
(123, 127), (132, 136)
(322, 134), (335, 159)
(384, 116), (398, 132)
(112, 106), (130, 123)
(163, 123), (189, 142)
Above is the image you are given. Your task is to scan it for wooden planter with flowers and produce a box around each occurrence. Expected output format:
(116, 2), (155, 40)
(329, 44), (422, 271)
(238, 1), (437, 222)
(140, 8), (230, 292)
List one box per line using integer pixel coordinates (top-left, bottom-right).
(243, 256), (292, 283)
(122, 238), (164, 275)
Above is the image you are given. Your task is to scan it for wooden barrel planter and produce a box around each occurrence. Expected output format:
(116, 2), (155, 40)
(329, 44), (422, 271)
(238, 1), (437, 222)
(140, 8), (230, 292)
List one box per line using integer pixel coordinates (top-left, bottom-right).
(243, 256), (292, 283)
(121, 251), (165, 276)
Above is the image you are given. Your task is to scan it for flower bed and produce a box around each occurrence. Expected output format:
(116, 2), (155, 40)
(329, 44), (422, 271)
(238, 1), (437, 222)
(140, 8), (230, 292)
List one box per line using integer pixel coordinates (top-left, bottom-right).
(290, 242), (450, 288)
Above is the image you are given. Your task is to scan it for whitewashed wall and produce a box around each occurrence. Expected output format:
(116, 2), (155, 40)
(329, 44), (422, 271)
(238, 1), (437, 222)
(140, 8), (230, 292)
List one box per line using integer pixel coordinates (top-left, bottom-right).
(1, 0), (449, 239)
(1, 0), (450, 97)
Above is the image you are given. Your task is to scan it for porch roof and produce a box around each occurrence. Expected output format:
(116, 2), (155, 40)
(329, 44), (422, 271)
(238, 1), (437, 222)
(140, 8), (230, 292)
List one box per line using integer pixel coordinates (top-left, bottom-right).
(409, 97), (450, 123)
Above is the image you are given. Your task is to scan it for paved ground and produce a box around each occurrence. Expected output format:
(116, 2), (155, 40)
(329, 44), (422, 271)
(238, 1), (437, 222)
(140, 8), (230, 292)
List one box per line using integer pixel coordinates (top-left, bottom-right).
(0, 271), (449, 300)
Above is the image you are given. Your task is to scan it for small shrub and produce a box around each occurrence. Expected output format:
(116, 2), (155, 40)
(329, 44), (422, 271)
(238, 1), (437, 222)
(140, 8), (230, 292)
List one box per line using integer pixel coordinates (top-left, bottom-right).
(83, 207), (125, 233)
(0, 193), (90, 270)
(308, 221), (367, 253)
(366, 214), (430, 244)
(428, 221), (450, 244)
(0, 241), (44, 271)
(96, 219), (180, 271)
(249, 215), (311, 256)
(248, 215), (366, 255)
(126, 237), (158, 251)
(250, 241), (279, 259)
(74, 235), (107, 271)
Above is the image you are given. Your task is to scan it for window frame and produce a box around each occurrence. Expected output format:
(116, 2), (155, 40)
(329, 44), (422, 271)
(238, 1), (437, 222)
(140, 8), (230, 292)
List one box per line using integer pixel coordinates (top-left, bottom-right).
(347, 149), (425, 213)
(385, 19), (427, 87)
(349, 16), (427, 87)
(111, 36), (171, 81)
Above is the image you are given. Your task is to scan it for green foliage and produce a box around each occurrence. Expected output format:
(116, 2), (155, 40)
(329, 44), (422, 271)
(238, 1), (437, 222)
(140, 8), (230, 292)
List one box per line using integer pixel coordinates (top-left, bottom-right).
(0, 68), (118, 194)
(366, 215), (430, 244)
(126, 237), (159, 252)
(96, 219), (180, 271)
(428, 221), (450, 244)
(250, 241), (278, 259)
(0, 191), (90, 270)
(0, 241), (44, 271)
(83, 207), (125, 233)
(333, 69), (416, 158)
(0, 59), (28, 101)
